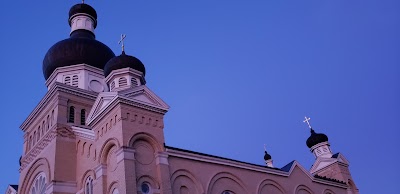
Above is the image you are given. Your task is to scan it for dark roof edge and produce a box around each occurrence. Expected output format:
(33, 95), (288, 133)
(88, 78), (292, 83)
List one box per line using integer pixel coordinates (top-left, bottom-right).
(314, 174), (347, 184)
(164, 144), (282, 171)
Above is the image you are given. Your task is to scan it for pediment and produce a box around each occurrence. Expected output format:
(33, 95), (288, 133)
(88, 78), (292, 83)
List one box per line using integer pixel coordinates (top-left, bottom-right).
(87, 86), (169, 126)
(87, 92), (118, 125)
(118, 85), (169, 110)
(310, 158), (336, 174)
(335, 153), (349, 164)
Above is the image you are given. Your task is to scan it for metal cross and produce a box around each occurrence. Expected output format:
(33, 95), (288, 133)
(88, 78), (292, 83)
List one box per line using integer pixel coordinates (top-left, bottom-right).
(264, 144), (267, 152)
(303, 116), (312, 129)
(118, 34), (127, 52)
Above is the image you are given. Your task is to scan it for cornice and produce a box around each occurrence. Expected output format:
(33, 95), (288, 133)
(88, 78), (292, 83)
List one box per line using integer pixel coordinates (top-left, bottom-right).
(45, 63), (104, 86)
(88, 95), (168, 127)
(166, 147), (288, 177)
(166, 147), (348, 189)
(20, 82), (98, 131)
(71, 126), (95, 141)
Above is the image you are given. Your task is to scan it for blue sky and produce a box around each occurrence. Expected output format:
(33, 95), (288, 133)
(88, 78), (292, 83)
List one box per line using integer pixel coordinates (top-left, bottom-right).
(1, 0), (399, 193)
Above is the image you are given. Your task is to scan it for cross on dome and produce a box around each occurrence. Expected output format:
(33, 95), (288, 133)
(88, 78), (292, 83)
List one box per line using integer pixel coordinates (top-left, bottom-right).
(303, 116), (312, 129)
(118, 34), (127, 52)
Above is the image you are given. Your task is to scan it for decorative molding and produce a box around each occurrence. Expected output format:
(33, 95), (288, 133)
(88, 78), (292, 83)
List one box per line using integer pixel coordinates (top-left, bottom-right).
(87, 87), (169, 127)
(155, 152), (169, 165)
(20, 129), (57, 171)
(95, 164), (107, 178)
(72, 126), (95, 141)
(166, 148), (286, 176)
(116, 146), (136, 163)
(46, 181), (77, 193)
(21, 82), (97, 131)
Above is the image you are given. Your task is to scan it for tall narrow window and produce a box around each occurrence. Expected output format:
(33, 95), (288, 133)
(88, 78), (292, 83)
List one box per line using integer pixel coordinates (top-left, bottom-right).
(51, 110), (54, 127)
(72, 75), (79, 87)
(118, 77), (127, 87)
(69, 106), (75, 123)
(33, 131), (36, 147)
(84, 177), (93, 194)
(47, 115), (50, 130)
(110, 81), (115, 91)
(81, 109), (86, 125)
(29, 136), (32, 150)
(64, 76), (71, 85)
(131, 77), (138, 87)
(37, 126), (41, 141)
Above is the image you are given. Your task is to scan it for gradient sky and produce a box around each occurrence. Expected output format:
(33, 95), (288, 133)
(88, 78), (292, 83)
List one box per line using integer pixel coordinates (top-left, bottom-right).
(1, 1), (399, 193)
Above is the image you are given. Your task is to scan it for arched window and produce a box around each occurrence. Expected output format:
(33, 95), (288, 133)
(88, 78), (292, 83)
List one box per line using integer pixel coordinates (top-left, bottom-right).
(110, 81), (115, 91)
(131, 77), (138, 87)
(64, 76), (71, 85)
(222, 191), (234, 194)
(118, 77), (127, 87)
(81, 109), (86, 125)
(30, 172), (46, 194)
(84, 176), (93, 194)
(112, 188), (119, 194)
(72, 75), (79, 87)
(69, 106), (75, 123)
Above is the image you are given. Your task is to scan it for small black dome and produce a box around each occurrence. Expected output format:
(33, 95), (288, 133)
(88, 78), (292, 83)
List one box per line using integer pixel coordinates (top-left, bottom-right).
(104, 51), (146, 77)
(42, 31), (115, 79)
(264, 151), (272, 160)
(69, 3), (97, 26)
(306, 129), (328, 148)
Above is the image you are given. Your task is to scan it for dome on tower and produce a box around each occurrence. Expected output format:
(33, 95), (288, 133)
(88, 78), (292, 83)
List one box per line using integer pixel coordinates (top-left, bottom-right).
(306, 129), (328, 148)
(104, 51), (146, 77)
(42, 3), (115, 80)
(68, 3), (97, 27)
(263, 151), (272, 161)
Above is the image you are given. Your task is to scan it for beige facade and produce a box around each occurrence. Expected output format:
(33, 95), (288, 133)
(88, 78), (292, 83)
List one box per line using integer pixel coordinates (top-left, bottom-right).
(9, 3), (359, 194)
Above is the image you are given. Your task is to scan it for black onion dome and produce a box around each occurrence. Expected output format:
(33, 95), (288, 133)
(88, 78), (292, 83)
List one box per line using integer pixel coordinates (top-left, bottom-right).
(104, 51), (146, 77)
(69, 3), (97, 27)
(306, 129), (329, 148)
(42, 31), (115, 79)
(264, 151), (272, 160)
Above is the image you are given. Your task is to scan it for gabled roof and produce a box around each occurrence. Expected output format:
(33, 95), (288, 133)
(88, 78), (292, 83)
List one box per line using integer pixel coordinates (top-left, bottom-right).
(87, 85), (169, 126)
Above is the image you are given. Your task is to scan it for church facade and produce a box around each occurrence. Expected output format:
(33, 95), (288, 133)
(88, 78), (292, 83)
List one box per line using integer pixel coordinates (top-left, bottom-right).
(7, 3), (359, 194)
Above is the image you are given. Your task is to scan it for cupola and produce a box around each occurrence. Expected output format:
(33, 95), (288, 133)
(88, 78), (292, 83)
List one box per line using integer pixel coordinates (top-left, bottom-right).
(42, 3), (115, 80)
(303, 117), (333, 158)
(104, 35), (146, 92)
(263, 145), (273, 167)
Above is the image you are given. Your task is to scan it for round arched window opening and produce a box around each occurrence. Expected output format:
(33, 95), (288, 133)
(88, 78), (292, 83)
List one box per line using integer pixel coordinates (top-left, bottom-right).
(30, 172), (46, 194)
(141, 182), (151, 194)
(222, 191), (233, 194)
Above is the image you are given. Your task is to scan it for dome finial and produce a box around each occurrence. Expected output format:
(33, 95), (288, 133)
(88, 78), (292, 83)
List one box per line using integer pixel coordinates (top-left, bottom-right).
(118, 34), (127, 52)
(303, 116), (312, 129)
(82, 0), (85, 4)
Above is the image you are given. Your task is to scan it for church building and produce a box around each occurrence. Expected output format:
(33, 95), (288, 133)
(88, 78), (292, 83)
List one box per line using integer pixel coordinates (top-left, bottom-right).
(6, 2), (359, 194)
